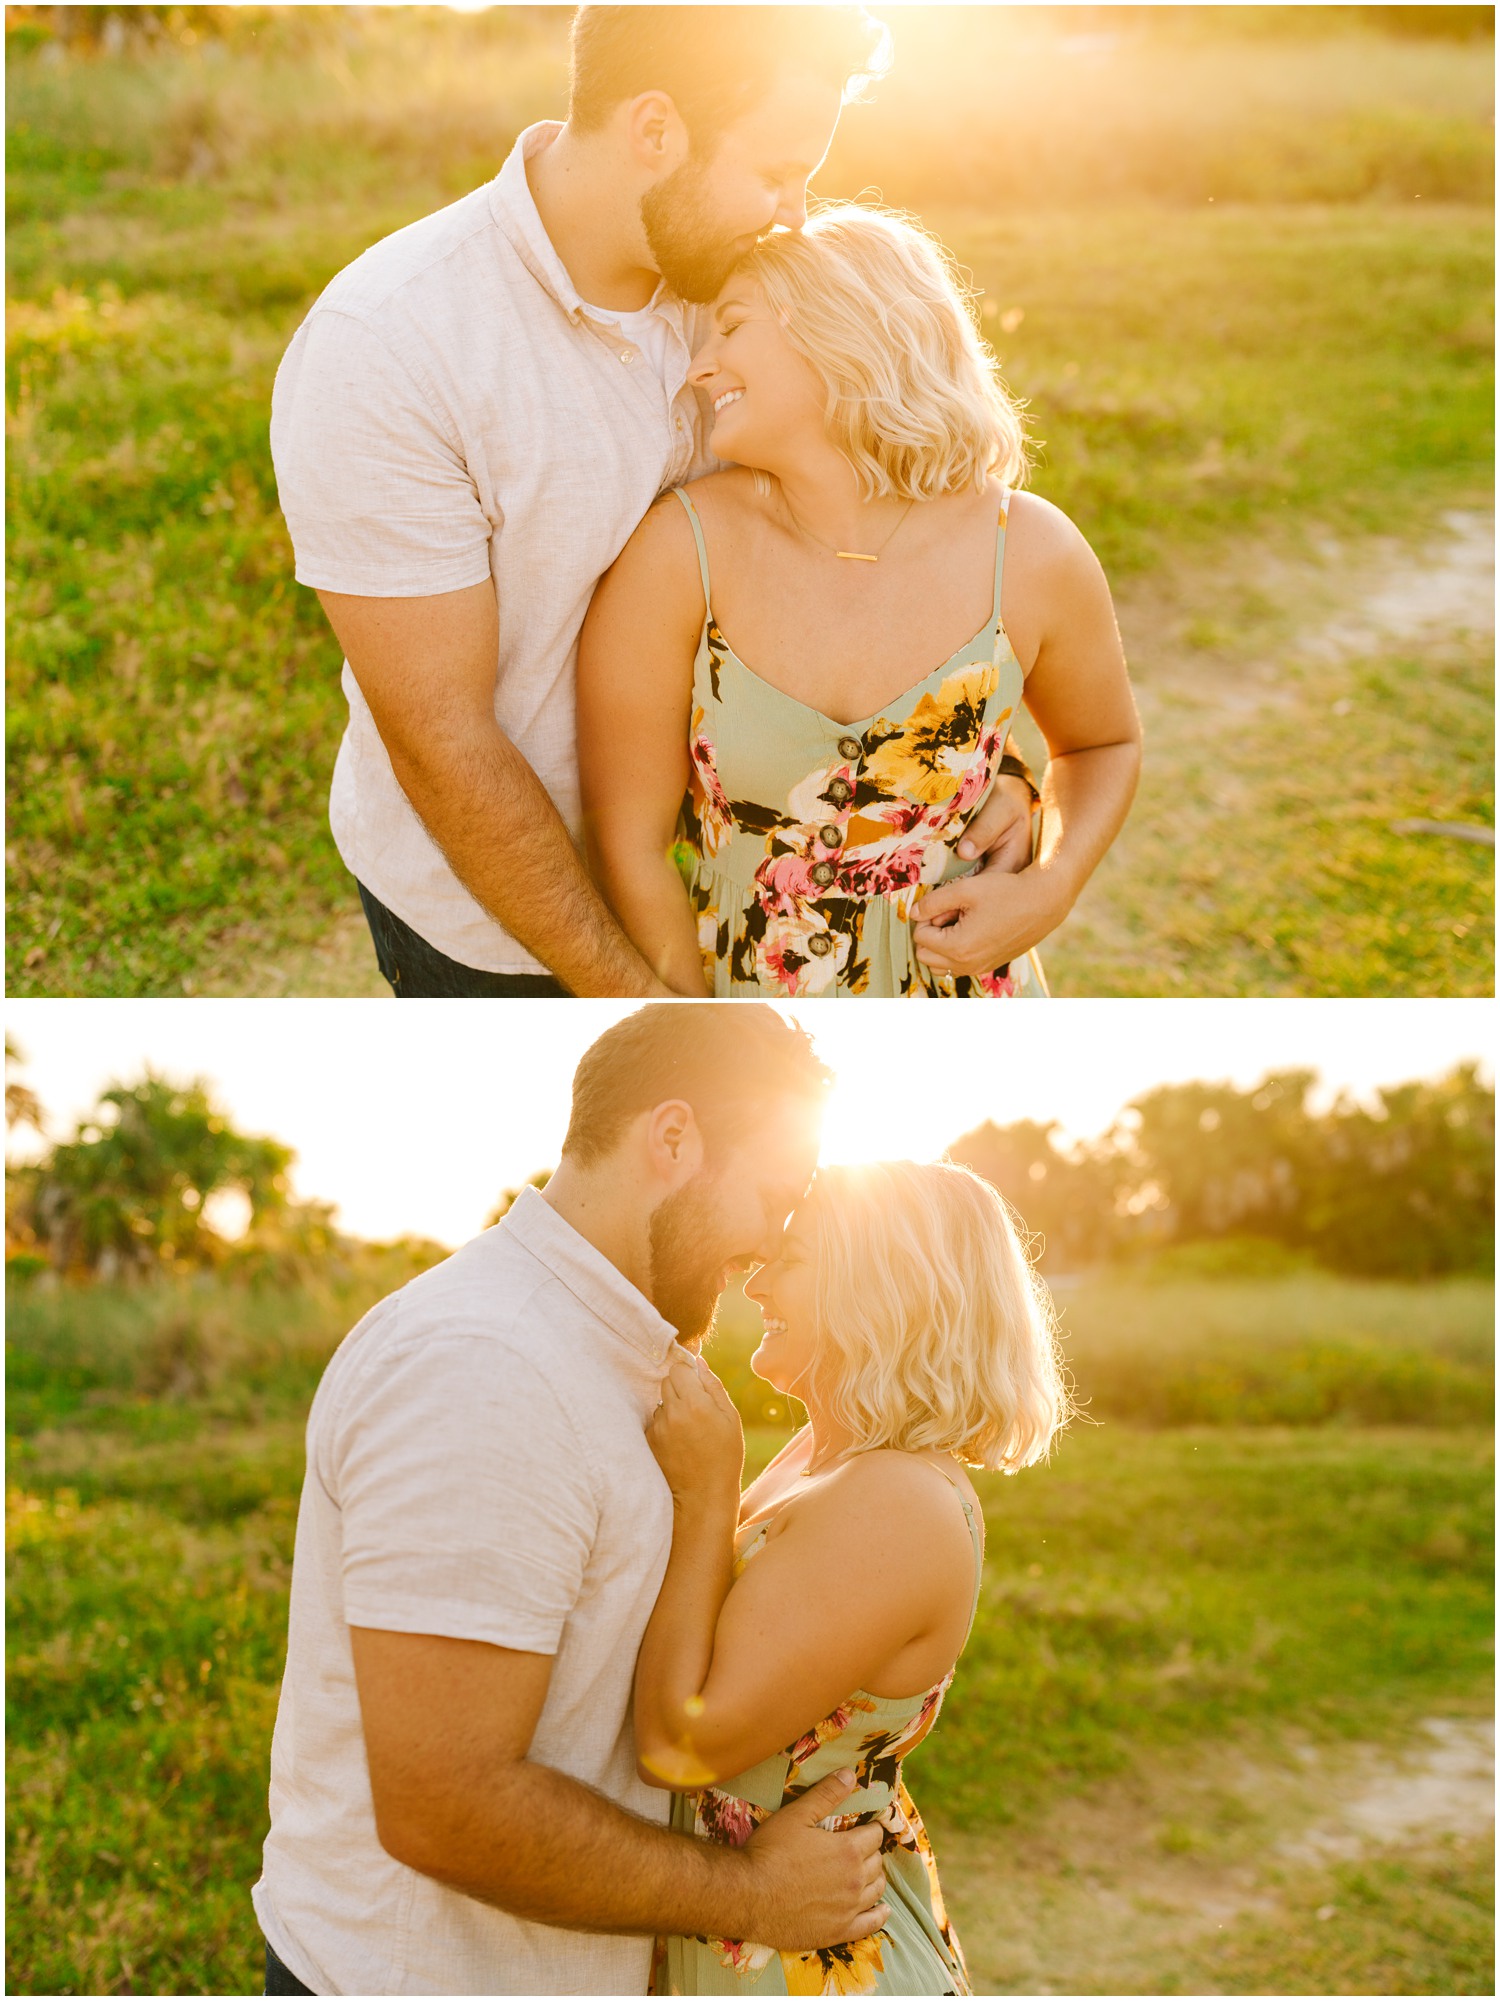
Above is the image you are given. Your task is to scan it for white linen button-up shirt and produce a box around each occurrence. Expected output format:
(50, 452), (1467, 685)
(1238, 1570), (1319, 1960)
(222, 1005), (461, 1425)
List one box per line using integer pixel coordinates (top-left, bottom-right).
(270, 122), (715, 974)
(252, 1188), (680, 1995)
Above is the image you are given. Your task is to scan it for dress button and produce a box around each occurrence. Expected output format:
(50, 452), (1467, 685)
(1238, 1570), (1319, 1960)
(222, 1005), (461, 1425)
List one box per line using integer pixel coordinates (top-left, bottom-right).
(811, 861), (836, 888)
(826, 777), (853, 806)
(807, 933), (834, 957)
(837, 734), (862, 760)
(819, 824), (843, 848)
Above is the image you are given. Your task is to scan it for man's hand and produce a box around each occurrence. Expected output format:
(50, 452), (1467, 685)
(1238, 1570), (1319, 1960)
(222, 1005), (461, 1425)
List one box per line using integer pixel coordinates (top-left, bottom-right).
(742, 1769), (890, 1951)
(954, 767), (1035, 872)
(317, 584), (667, 997)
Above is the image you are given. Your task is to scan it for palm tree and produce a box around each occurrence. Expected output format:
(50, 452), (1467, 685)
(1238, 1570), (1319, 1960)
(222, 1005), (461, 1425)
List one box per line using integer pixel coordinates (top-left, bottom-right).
(4, 1035), (43, 1136)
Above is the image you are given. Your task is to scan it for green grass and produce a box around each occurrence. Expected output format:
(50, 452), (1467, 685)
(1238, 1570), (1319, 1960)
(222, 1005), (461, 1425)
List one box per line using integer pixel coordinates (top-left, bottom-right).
(713, 1270), (1496, 1429)
(6, 1270), (1493, 1994)
(5, 26), (1494, 995)
(8, 1413), (1489, 1996)
(1189, 1837), (1496, 1996)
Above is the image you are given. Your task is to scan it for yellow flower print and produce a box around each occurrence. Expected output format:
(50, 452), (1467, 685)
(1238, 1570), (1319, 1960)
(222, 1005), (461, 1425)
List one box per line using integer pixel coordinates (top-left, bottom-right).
(781, 1930), (887, 1996)
(863, 664), (1000, 807)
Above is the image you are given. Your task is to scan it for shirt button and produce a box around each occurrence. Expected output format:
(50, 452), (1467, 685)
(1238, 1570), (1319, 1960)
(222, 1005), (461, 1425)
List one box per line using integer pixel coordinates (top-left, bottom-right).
(620, 349), (635, 365)
(819, 824), (843, 848)
(811, 861), (836, 888)
(675, 417), (684, 431)
(837, 735), (862, 761)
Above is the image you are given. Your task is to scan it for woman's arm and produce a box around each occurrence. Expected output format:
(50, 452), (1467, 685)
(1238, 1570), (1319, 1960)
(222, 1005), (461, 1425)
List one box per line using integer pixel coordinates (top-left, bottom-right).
(635, 1360), (971, 1790)
(577, 496), (713, 996)
(911, 496), (1142, 975)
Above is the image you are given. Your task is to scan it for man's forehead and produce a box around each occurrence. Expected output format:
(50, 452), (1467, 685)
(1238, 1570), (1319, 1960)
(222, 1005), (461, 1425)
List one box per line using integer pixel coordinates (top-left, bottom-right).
(725, 72), (843, 165)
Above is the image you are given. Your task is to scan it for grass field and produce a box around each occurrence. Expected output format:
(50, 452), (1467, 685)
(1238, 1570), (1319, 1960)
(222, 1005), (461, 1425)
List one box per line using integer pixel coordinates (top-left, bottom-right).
(6, 1268), (1493, 1995)
(5, 18), (1494, 997)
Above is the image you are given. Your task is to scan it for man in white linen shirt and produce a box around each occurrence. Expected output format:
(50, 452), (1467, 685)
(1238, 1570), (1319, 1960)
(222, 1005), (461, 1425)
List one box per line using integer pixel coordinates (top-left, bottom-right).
(269, 5), (1036, 997)
(253, 1004), (891, 1995)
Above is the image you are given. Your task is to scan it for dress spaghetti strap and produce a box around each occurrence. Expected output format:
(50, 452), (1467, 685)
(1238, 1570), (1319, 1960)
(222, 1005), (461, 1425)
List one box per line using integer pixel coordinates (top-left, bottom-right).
(669, 487), (714, 614)
(921, 1460), (986, 1639)
(990, 487), (1011, 646)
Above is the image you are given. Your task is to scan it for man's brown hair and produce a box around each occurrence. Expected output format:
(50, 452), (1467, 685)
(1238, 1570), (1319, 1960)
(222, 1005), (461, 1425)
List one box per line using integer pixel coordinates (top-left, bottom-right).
(562, 1003), (832, 1166)
(568, 5), (891, 156)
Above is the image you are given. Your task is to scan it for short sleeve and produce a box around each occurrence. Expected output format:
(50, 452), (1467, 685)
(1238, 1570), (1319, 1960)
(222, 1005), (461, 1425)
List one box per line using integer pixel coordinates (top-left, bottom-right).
(328, 1335), (598, 1653)
(270, 308), (494, 599)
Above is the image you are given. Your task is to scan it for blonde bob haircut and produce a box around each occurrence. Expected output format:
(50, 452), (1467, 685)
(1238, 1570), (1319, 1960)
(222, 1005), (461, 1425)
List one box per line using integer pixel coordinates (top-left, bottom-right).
(797, 1160), (1070, 1473)
(734, 202), (1030, 503)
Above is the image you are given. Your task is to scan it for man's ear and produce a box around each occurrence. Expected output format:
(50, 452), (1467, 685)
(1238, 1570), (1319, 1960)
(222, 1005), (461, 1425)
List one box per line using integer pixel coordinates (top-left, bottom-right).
(643, 1098), (705, 1184)
(620, 90), (689, 175)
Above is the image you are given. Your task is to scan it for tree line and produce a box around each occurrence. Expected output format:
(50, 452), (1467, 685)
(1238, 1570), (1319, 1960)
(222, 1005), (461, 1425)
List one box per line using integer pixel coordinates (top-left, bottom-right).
(950, 1063), (1493, 1279)
(6, 1042), (1490, 1284)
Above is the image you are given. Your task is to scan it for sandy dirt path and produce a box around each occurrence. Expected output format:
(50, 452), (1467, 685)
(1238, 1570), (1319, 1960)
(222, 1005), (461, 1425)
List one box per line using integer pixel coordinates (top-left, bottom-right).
(936, 1711), (1494, 1994)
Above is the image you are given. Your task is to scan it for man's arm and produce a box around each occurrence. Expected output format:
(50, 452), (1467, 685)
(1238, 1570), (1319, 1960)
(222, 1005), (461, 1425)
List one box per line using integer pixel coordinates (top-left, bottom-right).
(348, 1626), (889, 1949)
(317, 583), (667, 998)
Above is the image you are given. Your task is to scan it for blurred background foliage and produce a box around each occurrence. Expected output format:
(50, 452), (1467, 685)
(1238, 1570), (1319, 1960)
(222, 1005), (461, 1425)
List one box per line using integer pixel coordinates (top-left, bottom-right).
(6, 1043), (1493, 1437)
(5, 5), (1493, 210)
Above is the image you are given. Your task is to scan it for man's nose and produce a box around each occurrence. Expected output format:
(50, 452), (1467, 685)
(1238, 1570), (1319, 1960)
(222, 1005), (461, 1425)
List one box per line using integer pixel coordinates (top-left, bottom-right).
(774, 184), (810, 231)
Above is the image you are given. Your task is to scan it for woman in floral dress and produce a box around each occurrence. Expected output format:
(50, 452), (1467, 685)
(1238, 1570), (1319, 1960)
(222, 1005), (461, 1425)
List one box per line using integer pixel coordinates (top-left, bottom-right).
(634, 1160), (1071, 1995)
(579, 204), (1141, 998)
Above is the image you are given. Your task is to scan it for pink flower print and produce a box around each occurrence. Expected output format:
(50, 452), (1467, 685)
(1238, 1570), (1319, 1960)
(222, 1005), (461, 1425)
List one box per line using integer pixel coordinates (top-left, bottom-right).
(973, 968), (1021, 997)
(709, 1935), (775, 1978)
(697, 1789), (760, 1849)
(950, 728), (1006, 822)
(757, 851), (824, 916)
(756, 909), (851, 996)
(839, 842), (928, 903)
(788, 1703), (856, 1770)
(687, 707), (734, 858)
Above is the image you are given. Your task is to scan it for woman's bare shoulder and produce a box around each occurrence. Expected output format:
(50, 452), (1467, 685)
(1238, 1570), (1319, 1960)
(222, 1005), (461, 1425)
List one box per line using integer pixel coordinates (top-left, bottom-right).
(590, 488), (705, 635)
(799, 1449), (981, 1549)
(1006, 487), (1105, 581)
(679, 465), (764, 526)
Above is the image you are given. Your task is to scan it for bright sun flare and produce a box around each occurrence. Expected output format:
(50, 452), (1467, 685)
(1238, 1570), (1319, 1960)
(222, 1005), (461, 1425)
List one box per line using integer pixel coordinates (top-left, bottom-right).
(818, 1077), (946, 1168)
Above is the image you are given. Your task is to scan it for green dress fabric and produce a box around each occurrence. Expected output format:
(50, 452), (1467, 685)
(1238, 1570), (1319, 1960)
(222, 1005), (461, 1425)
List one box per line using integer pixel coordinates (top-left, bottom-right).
(671, 486), (1048, 1000)
(650, 1475), (984, 1998)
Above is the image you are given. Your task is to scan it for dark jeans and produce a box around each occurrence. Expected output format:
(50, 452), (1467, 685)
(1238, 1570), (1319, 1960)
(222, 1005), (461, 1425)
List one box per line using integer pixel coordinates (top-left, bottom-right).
(357, 882), (570, 998)
(264, 1939), (315, 1996)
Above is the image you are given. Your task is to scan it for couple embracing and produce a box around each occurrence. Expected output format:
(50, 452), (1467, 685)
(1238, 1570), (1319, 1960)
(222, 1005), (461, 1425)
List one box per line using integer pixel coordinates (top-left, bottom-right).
(253, 1004), (1069, 1994)
(271, 6), (1140, 999)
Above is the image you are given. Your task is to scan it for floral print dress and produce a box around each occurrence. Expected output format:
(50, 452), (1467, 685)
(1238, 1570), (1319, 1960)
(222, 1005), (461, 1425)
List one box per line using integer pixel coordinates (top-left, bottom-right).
(670, 486), (1047, 999)
(650, 1485), (985, 1997)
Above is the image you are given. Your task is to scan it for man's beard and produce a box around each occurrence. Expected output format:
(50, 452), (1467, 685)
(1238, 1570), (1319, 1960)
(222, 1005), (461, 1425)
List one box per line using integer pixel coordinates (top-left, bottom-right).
(648, 1172), (733, 1345)
(640, 157), (754, 305)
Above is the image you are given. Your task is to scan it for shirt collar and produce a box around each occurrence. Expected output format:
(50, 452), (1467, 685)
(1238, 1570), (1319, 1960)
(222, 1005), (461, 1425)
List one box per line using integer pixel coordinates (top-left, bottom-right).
(489, 120), (693, 344)
(501, 1184), (679, 1369)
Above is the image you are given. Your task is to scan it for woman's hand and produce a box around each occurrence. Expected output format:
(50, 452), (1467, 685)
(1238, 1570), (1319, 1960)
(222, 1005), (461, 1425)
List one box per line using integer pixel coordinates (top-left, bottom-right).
(647, 1346), (745, 1506)
(911, 860), (1067, 976)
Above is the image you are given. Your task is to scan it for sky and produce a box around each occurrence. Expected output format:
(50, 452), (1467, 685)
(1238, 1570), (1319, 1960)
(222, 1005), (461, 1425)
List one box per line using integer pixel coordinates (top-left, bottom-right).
(6, 999), (1491, 1246)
